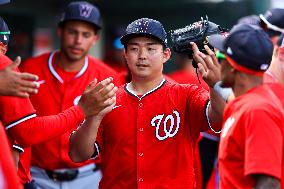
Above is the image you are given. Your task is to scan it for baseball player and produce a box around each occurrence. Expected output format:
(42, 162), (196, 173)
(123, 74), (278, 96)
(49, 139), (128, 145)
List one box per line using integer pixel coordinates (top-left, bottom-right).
(206, 24), (284, 188)
(20, 1), (119, 189)
(0, 16), (40, 174)
(69, 18), (226, 189)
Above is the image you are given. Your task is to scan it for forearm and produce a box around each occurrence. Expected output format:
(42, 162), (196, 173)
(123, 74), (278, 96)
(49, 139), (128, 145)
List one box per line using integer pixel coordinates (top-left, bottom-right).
(69, 115), (103, 163)
(208, 88), (226, 123)
(9, 105), (84, 147)
(254, 174), (280, 189)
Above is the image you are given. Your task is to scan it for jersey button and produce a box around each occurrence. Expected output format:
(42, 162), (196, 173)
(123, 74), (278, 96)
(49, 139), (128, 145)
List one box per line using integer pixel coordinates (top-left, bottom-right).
(139, 152), (144, 157)
(139, 128), (144, 132)
(138, 178), (144, 182)
(138, 103), (143, 108)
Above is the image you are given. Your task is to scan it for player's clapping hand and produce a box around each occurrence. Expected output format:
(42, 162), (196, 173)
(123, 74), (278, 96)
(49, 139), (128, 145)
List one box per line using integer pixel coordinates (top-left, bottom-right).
(191, 42), (221, 88)
(78, 77), (118, 118)
(0, 56), (39, 98)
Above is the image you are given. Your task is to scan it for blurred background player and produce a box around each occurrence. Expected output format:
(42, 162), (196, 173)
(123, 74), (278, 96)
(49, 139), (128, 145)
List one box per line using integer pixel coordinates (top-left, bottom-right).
(20, 1), (119, 189)
(259, 8), (284, 45)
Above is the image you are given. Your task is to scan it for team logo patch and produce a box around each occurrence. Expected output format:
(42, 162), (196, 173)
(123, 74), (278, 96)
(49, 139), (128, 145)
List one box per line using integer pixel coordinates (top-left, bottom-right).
(151, 110), (180, 141)
(79, 4), (93, 18)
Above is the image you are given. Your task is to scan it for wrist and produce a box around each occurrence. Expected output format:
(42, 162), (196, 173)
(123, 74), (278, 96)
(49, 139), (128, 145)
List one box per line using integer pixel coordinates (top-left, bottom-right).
(213, 81), (233, 102)
(76, 104), (88, 118)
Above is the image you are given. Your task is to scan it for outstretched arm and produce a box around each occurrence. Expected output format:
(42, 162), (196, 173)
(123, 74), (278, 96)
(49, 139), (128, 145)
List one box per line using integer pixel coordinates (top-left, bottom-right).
(191, 42), (227, 125)
(69, 79), (117, 163)
(8, 77), (117, 147)
(254, 174), (280, 189)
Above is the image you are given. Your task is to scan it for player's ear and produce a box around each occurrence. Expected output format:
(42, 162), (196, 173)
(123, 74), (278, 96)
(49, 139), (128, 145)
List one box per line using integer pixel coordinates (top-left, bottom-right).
(162, 48), (171, 64)
(123, 47), (128, 61)
(278, 47), (284, 61)
(91, 35), (100, 46)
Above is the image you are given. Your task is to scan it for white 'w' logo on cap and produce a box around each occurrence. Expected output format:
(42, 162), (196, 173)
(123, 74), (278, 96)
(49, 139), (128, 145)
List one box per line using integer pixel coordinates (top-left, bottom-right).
(79, 4), (92, 18)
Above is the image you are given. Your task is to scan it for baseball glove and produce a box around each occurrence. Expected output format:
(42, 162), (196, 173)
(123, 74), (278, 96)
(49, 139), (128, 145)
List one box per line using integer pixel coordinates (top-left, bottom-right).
(170, 16), (227, 64)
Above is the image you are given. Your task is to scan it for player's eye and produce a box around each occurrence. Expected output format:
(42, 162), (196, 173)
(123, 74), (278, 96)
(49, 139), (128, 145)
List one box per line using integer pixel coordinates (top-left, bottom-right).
(129, 47), (138, 52)
(67, 29), (77, 35)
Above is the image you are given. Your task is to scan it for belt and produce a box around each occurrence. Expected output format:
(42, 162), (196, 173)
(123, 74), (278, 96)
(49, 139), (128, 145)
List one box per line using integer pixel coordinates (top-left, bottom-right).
(45, 164), (100, 182)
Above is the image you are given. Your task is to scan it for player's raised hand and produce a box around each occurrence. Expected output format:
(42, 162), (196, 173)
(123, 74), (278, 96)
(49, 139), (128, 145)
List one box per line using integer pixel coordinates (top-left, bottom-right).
(78, 77), (118, 118)
(191, 42), (221, 87)
(0, 56), (39, 98)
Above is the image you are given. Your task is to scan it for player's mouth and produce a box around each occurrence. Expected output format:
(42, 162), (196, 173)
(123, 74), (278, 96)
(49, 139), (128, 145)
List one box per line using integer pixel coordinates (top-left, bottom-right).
(69, 47), (83, 54)
(136, 63), (149, 68)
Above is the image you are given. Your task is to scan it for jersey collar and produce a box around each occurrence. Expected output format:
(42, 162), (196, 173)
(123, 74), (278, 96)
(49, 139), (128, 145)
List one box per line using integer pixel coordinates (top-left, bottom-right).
(125, 79), (167, 101)
(48, 51), (88, 83)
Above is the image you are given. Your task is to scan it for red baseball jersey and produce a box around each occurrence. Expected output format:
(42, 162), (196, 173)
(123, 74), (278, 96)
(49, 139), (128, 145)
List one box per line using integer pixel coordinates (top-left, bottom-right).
(0, 123), (21, 189)
(96, 80), (215, 189)
(168, 70), (211, 189)
(20, 51), (119, 171)
(168, 70), (209, 91)
(219, 83), (284, 189)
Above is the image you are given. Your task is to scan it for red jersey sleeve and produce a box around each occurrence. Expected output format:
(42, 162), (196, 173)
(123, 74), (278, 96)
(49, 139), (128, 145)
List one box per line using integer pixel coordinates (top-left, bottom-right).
(0, 124), (21, 189)
(244, 108), (283, 179)
(7, 105), (84, 147)
(185, 84), (210, 140)
(0, 54), (12, 70)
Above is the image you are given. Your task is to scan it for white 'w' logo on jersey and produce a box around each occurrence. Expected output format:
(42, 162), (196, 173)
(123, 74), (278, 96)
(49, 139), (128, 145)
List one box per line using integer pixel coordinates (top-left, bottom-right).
(151, 110), (180, 141)
(79, 4), (93, 18)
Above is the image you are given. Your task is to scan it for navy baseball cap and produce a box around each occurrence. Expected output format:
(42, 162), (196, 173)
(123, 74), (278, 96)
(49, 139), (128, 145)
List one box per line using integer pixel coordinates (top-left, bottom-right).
(0, 17), (10, 46)
(259, 8), (284, 37)
(209, 24), (273, 74)
(120, 18), (167, 47)
(59, 1), (101, 29)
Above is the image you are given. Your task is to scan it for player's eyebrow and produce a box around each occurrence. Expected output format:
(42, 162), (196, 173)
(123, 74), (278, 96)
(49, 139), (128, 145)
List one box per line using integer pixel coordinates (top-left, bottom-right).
(146, 42), (160, 46)
(127, 42), (160, 46)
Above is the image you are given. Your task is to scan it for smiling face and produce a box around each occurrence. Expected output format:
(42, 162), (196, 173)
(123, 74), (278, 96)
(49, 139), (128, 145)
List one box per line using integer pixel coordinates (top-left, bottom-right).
(58, 20), (99, 62)
(124, 36), (171, 81)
